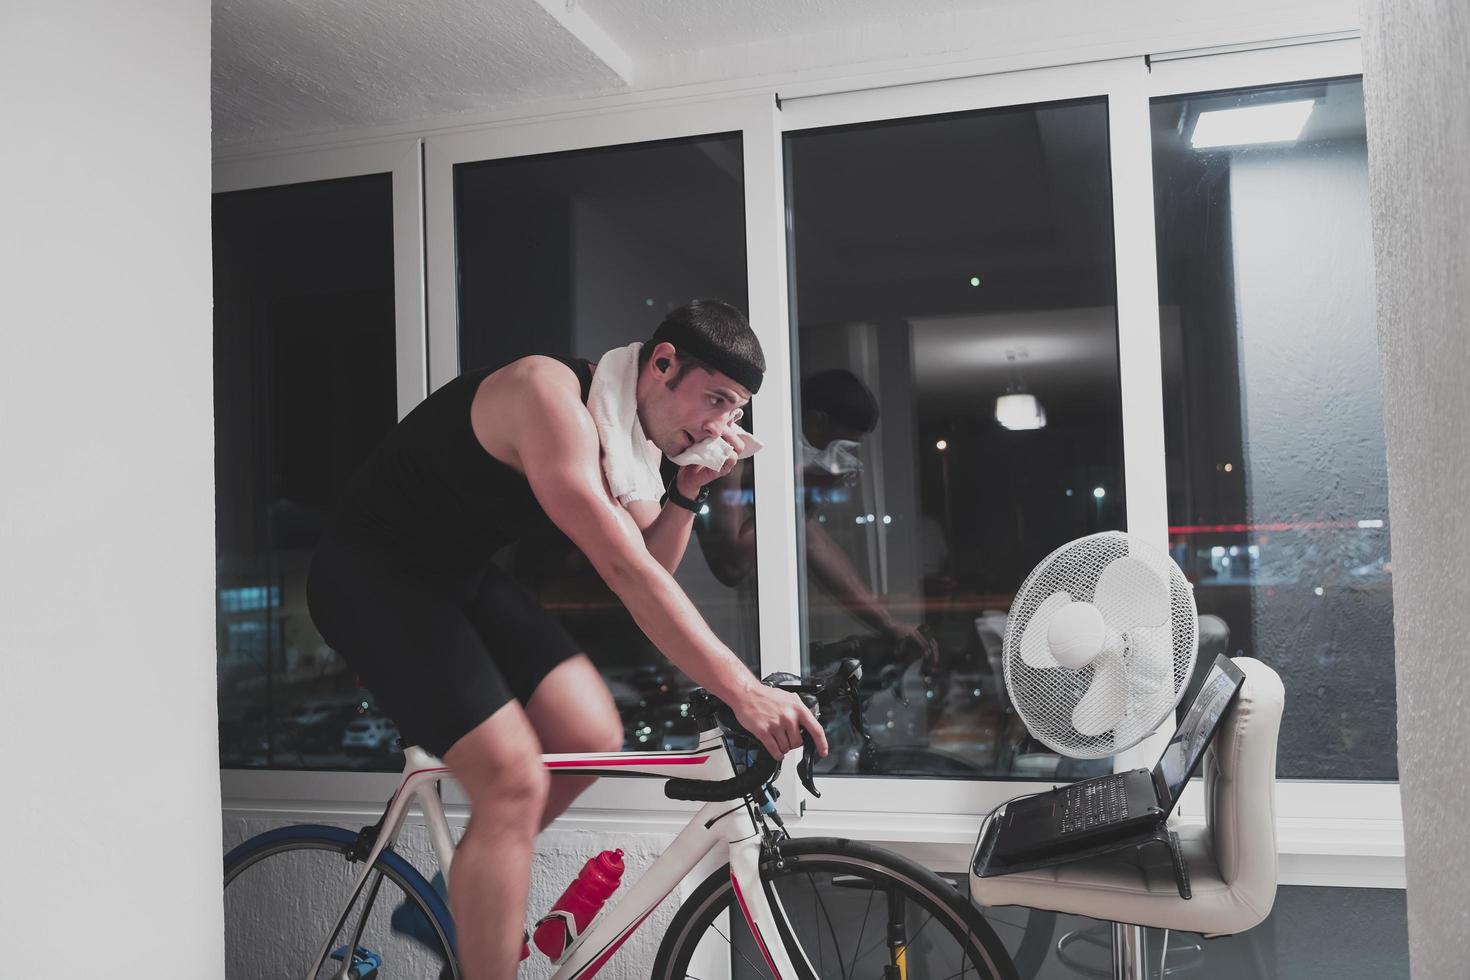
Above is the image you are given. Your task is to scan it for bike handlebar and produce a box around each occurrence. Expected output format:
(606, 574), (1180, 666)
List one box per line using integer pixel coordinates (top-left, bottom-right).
(663, 658), (863, 803)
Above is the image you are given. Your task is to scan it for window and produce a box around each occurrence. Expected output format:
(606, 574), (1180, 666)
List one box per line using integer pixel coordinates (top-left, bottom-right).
(214, 173), (399, 770)
(784, 98), (1126, 780)
(452, 133), (757, 752)
(1151, 76), (1395, 779)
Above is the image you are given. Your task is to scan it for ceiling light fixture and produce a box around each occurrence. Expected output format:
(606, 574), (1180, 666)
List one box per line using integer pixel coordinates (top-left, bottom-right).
(996, 392), (1045, 431)
(995, 347), (1046, 431)
(1190, 100), (1315, 149)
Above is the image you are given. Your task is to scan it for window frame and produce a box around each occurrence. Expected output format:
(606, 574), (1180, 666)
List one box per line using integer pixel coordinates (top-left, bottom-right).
(213, 140), (428, 421)
(778, 55), (1170, 816)
(216, 38), (1404, 889)
(214, 139), (426, 806)
(1141, 38), (1403, 843)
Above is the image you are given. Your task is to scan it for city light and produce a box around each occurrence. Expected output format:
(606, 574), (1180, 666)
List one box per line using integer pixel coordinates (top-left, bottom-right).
(936, 439), (948, 451)
(969, 276), (981, 287)
(1093, 487), (1106, 499)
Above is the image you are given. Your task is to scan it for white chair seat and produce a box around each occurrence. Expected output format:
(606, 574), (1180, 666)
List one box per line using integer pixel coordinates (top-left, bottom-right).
(972, 822), (1268, 936)
(971, 657), (1285, 939)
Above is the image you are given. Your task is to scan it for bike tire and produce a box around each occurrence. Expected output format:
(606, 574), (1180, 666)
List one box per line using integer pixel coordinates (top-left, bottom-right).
(223, 824), (459, 980)
(651, 837), (1019, 980)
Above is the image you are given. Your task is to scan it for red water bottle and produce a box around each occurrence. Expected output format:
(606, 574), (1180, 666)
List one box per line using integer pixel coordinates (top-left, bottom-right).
(533, 849), (625, 960)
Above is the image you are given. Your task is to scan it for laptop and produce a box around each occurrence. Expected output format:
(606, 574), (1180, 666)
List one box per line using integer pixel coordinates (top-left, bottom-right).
(989, 654), (1246, 862)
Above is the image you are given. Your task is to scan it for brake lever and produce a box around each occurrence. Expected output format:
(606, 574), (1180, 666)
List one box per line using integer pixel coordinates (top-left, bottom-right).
(797, 692), (821, 799)
(797, 729), (821, 798)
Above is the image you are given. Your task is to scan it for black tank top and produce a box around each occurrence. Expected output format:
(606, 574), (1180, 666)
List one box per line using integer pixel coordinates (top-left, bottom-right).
(330, 354), (594, 569)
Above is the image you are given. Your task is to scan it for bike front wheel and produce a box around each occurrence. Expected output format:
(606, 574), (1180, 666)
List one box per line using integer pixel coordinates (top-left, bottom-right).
(652, 837), (1018, 980)
(223, 824), (459, 980)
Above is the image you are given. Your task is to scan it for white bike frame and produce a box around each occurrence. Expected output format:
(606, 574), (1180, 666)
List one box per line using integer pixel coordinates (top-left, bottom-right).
(318, 733), (812, 980)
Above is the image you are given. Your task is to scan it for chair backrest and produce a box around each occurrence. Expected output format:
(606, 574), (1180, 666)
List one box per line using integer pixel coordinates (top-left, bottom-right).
(1203, 657), (1285, 922)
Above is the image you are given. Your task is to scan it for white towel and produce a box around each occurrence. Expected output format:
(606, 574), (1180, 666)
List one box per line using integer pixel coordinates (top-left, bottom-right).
(588, 343), (665, 505)
(669, 427), (764, 469)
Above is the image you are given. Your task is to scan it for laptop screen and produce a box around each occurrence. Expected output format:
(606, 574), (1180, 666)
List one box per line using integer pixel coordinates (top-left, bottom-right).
(1153, 655), (1246, 808)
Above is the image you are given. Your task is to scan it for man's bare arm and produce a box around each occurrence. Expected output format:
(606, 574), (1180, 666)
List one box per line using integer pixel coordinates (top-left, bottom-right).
(624, 497), (696, 574)
(503, 361), (826, 759)
(625, 434), (747, 573)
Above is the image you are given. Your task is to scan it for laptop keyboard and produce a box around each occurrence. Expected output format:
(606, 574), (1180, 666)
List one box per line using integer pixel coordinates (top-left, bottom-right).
(1059, 775), (1130, 833)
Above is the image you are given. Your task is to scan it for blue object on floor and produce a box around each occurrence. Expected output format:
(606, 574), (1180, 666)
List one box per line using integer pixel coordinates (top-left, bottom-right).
(329, 945), (382, 979)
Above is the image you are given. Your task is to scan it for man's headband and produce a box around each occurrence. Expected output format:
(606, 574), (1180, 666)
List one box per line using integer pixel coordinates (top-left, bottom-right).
(651, 321), (764, 394)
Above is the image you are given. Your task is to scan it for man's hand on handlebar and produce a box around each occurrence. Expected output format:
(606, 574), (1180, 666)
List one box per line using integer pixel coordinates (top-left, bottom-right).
(728, 680), (829, 762)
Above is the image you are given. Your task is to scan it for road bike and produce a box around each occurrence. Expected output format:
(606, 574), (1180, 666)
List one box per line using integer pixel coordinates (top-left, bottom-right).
(223, 659), (1027, 979)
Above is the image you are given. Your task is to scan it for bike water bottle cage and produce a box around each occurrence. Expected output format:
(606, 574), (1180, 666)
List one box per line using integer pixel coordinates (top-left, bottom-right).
(532, 909), (580, 965)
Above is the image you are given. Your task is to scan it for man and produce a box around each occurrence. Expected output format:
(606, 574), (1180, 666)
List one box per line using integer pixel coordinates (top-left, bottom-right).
(306, 299), (827, 980)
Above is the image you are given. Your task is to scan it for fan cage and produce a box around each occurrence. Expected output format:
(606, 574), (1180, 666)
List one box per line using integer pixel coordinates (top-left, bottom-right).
(1002, 531), (1198, 759)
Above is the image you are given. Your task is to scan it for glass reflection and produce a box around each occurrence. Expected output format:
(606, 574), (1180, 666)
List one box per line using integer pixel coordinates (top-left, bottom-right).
(784, 99), (1126, 779)
(1152, 77), (1395, 779)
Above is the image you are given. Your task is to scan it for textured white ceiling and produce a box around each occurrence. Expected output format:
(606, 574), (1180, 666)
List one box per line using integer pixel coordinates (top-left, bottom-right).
(213, 0), (626, 147)
(213, 0), (1355, 149)
(575, 0), (998, 60)
(214, 0), (1027, 148)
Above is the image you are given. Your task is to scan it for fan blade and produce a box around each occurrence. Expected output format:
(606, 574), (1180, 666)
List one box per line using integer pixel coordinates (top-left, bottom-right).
(1072, 650), (1126, 736)
(1099, 631), (1176, 746)
(1093, 556), (1169, 630)
(1118, 627), (1178, 746)
(1019, 591), (1073, 669)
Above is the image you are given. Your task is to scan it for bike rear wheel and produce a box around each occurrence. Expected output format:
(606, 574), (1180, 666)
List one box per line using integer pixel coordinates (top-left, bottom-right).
(223, 824), (459, 980)
(652, 837), (1018, 980)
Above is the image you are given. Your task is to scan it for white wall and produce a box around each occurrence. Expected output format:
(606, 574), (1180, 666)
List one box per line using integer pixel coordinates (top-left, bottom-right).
(1362, 1), (1470, 976)
(0, 0), (221, 975)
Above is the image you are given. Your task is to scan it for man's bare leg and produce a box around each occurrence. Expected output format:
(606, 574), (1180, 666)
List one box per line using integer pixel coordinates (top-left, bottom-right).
(525, 654), (624, 830)
(443, 701), (550, 980)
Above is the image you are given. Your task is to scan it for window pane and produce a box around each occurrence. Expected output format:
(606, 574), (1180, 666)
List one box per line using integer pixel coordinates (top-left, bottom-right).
(454, 133), (756, 752)
(214, 174), (398, 769)
(785, 99), (1125, 780)
(1152, 77), (1395, 779)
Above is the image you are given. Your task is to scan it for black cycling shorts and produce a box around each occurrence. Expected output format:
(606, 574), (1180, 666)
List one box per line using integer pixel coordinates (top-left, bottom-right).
(305, 532), (583, 758)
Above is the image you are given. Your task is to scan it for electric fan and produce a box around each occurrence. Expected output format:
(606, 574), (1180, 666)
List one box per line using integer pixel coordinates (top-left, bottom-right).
(1001, 531), (1197, 759)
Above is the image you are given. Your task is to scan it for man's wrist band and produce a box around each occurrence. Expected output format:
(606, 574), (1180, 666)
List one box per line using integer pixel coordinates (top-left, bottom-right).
(662, 482), (709, 513)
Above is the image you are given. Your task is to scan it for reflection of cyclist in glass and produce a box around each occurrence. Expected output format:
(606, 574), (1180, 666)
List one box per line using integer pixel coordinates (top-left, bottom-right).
(306, 300), (827, 979)
(698, 368), (937, 665)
